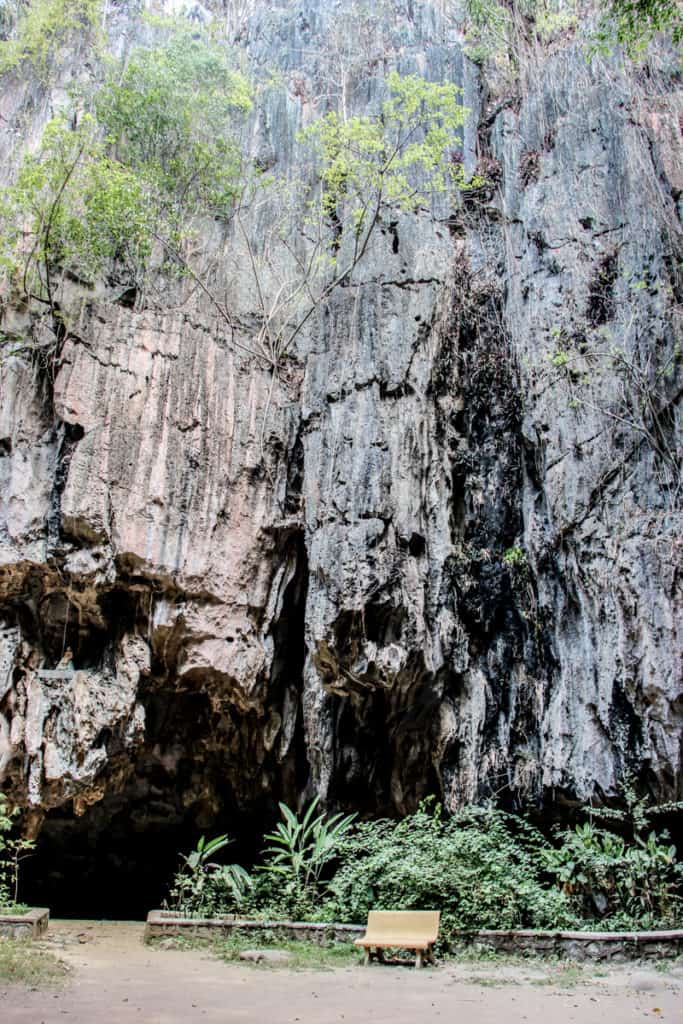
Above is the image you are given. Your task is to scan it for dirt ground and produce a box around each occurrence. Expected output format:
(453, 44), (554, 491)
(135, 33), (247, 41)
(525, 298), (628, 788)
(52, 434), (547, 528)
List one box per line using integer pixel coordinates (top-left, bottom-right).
(2, 920), (682, 1024)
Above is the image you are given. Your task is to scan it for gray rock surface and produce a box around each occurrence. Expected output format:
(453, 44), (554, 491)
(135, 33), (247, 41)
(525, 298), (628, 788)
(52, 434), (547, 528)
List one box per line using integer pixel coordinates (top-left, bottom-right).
(0, 0), (680, 888)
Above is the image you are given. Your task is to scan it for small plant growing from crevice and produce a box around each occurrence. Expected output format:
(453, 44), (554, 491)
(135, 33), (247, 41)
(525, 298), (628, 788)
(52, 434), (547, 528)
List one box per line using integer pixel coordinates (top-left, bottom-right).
(502, 545), (527, 568)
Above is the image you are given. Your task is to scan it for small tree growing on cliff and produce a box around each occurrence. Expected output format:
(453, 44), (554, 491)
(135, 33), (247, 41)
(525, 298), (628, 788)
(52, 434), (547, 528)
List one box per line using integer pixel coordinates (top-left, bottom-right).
(0, 0), (103, 81)
(0, 114), (153, 336)
(225, 70), (471, 371)
(0, 21), (253, 365)
(1, 18), (470, 408)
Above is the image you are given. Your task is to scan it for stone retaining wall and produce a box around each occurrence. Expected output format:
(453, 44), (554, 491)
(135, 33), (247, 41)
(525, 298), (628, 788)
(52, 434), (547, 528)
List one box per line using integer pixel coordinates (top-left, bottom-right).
(456, 928), (683, 962)
(145, 912), (363, 945)
(145, 912), (683, 961)
(0, 908), (49, 939)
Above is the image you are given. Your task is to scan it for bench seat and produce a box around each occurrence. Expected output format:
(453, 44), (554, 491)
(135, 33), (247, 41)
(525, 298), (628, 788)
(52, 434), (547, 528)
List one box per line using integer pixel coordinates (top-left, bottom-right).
(354, 910), (440, 968)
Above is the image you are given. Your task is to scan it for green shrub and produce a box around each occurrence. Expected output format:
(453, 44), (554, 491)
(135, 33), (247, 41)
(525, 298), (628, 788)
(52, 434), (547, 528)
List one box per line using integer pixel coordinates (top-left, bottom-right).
(593, 0), (682, 56)
(321, 803), (577, 941)
(544, 780), (683, 928)
(161, 793), (682, 934)
(544, 821), (682, 927)
(96, 25), (252, 222)
(2, 112), (154, 297)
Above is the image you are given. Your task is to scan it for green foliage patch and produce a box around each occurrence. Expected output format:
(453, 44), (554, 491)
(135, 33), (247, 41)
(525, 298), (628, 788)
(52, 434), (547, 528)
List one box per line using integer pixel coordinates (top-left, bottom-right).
(166, 834), (253, 918)
(1, 113), (153, 301)
(303, 70), (468, 226)
(320, 804), (576, 942)
(461, 0), (680, 65)
(0, 0), (102, 80)
(594, 0), (682, 56)
(96, 27), (252, 222)
(545, 778), (683, 928)
(165, 790), (683, 941)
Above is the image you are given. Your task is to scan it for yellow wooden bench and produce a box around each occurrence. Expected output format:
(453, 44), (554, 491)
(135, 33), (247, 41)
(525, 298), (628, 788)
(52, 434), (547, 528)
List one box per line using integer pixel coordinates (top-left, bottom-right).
(354, 910), (440, 968)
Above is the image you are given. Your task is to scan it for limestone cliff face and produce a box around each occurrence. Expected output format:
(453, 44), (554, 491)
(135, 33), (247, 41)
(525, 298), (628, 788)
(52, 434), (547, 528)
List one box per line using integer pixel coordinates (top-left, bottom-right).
(0, 1), (681, 902)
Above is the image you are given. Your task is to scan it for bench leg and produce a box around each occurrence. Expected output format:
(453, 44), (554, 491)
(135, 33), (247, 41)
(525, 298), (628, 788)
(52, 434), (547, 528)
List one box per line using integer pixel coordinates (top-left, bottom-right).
(363, 948), (371, 967)
(415, 950), (425, 970)
(376, 947), (385, 963)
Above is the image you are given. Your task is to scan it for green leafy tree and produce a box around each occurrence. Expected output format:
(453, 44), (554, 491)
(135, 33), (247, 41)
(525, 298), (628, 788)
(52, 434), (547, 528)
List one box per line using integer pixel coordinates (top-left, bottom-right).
(0, 113), (153, 343)
(0, 22), (253, 363)
(304, 70), (467, 261)
(594, 0), (682, 56)
(0, 0), (102, 80)
(322, 803), (576, 941)
(239, 70), (470, 368)
(96, 27), (252, 222)
(0, 794), (34, 912)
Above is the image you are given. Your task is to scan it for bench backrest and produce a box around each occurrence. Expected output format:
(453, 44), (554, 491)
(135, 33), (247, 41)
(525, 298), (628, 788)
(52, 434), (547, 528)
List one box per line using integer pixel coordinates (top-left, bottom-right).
(364, 910), (440, 942)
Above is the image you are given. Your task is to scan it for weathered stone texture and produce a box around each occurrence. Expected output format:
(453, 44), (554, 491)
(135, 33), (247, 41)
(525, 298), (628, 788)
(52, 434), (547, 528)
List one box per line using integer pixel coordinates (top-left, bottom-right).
(0, 0), (680, 860)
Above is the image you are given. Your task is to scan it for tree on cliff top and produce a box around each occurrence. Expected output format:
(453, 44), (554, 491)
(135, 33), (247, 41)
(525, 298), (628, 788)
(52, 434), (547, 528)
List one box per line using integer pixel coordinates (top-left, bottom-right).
(233, 70), (470, 369)
(0, 21), (253, 365)
(0, 0), (102, 80)
(0, 16), (468, 392)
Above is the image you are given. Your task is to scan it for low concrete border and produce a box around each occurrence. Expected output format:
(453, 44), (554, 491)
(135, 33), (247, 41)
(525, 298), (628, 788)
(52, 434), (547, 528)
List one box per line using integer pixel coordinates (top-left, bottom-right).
(145, 911), (362, 945)
(0, 908), (49, 940)
(145, 912), (683, 960)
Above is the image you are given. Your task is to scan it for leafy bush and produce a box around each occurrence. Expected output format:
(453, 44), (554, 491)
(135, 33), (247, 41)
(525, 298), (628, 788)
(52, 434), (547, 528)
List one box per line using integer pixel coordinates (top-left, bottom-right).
(321, 803), (577, 941)
(1, 113), (154, 298)
(593, 0), (682, 56)
(544, 821), (682, 927)
(161, 792), (682, 934)
(166, 834), (253, 918)
(544, 780), (683, 928)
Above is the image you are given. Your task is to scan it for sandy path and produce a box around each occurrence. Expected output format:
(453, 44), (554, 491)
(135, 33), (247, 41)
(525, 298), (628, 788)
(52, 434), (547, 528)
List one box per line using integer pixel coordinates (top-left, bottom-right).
(2, 921), (681, 1024)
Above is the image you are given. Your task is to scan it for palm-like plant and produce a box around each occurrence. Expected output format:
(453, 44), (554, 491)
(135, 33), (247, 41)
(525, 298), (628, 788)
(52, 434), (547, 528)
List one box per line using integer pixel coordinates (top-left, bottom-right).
(183, 834), (232, 872)
(262, 797), (356, 890)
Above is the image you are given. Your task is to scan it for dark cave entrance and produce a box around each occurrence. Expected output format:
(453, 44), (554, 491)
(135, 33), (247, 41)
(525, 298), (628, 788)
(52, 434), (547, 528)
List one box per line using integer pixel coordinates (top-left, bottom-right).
(21, 766), (279, 920)
(21, 536), (311, 920)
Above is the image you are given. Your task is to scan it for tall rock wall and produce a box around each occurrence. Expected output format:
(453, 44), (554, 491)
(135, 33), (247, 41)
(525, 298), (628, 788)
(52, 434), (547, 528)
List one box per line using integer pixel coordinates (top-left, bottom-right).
(0, 1), (680, 905)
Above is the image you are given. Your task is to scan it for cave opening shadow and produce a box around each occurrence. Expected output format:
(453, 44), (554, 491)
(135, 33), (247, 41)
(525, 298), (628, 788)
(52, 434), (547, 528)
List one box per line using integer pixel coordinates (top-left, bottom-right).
(21, 792), (273, 921)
